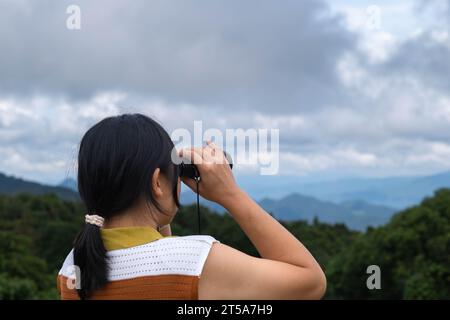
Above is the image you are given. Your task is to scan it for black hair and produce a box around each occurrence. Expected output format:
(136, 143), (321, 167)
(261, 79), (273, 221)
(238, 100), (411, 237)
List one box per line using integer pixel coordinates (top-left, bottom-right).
(73, 113), (180, 299)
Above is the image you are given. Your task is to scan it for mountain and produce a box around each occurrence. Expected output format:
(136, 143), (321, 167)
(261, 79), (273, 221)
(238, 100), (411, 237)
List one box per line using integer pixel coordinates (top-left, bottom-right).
(259, 193), (396, 230)
(0, 172), (79, 200)
(180, 189), (396, 231)
(180, 190), (227, 213)
(1, 169), (443, 230)
(236, 171), (450, 209)
(58, 178), (78, 191)
(295, 171), (450, 209)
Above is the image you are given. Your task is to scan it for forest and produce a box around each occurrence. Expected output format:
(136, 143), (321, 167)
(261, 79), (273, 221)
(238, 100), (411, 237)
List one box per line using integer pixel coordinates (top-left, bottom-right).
(0, 189), (449, 299)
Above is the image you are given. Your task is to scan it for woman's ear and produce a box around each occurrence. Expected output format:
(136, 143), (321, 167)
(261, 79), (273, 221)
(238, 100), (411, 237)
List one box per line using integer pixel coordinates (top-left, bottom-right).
(151, 168), (163, 198)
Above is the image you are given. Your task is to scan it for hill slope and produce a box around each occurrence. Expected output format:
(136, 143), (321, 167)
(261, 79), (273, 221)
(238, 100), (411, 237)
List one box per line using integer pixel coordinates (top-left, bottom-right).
(181, 190), (396, 230)
(259, 193), (395, 230)
(0, 172), (78, 201)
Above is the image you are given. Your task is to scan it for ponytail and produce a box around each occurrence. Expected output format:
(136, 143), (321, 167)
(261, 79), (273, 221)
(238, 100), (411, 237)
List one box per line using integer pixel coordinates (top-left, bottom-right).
(73, 223), (107, 300)
(74, 114), (180, 299)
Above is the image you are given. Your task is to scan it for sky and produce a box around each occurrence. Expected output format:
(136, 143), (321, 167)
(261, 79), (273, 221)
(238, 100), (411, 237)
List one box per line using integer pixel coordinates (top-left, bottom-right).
(0, 0), (449, 184)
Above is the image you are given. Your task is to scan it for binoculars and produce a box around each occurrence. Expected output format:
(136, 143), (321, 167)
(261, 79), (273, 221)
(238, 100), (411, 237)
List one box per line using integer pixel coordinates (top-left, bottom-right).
(179, 151), (233, 180)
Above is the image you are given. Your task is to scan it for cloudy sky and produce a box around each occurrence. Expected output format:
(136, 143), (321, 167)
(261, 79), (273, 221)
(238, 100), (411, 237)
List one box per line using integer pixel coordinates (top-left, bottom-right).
(0, 0), (449, 184)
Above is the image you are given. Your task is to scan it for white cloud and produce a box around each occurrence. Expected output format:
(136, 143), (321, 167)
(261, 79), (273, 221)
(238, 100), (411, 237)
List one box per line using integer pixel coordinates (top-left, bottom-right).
(0, 92), (124, 182)
(280, 148), (377, 175)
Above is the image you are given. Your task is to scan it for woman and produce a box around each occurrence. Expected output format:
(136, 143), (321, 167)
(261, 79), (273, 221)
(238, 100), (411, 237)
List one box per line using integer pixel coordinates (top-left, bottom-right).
(57, 113), (326, 300)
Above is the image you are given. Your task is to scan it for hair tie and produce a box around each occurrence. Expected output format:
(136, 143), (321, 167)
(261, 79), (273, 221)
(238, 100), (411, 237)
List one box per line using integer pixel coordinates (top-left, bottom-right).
(85, 214), (105, 228)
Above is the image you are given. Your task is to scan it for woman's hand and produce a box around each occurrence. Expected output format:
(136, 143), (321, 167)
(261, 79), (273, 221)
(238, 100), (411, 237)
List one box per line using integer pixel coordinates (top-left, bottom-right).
(179, 141), (243, 207)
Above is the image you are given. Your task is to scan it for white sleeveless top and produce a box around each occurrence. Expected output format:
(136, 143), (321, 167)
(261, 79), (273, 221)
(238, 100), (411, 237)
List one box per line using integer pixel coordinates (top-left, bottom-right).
(57, 234), (219, 299)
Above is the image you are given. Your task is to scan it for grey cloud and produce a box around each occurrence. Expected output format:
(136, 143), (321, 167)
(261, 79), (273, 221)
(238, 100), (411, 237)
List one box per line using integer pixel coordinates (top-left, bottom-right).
(1, 0), (450, 183)
(379, 33), (450, 95)
(0, 0), (355, 113)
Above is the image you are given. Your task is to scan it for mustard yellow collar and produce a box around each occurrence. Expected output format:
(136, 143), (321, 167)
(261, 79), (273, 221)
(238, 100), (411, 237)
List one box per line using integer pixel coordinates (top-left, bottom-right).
(101, 227), (164, 251)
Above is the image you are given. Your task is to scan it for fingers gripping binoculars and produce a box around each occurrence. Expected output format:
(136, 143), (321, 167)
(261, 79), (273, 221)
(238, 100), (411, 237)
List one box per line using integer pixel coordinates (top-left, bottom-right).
(177, 150), (233, 234)
(178, 151), (233, 180)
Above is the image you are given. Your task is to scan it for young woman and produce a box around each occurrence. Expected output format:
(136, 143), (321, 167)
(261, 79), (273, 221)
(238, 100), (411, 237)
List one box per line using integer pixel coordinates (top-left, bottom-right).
(57, 113), (326, 300)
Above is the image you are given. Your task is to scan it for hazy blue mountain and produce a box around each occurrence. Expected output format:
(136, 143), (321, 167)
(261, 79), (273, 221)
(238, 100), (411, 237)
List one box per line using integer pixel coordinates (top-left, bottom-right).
(3, 169), (447, 230)
(0, 172), (79, 200)
(259, 193), (396, 230)
(181, 189), (396, 231)
(236, 171), (450, 209)
(295, 172), (450, 209)
(180, 190), (227, 213)
(58, 178), (78, 191)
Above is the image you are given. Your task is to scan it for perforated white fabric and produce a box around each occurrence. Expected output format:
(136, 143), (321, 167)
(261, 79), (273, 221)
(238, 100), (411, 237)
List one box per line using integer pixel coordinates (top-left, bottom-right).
(59, 235), (218, 281)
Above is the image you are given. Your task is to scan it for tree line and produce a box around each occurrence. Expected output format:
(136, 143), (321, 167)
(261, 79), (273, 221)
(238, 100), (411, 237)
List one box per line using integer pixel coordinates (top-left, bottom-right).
(0, 189), (448, 299)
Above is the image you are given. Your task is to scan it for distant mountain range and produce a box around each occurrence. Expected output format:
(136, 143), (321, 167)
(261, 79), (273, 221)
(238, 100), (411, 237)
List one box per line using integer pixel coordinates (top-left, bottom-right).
(181, 171), (450, 230)
(259, 194), (395, 230)
(180, 190), (395, 230)
(1, 170), (448, 230)
(0, 172), (78, 200)
(236, 171), (450, 209)
(180, 190), (227, 213)
(51, 172), (450, 210)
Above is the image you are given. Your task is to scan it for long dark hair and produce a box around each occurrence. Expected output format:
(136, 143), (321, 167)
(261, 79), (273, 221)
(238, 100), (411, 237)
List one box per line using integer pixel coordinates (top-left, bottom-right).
(73, 113), (180, 299)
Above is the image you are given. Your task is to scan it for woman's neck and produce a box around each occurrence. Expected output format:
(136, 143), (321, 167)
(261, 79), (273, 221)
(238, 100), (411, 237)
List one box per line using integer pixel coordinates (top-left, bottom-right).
(102, 203), (159, 230)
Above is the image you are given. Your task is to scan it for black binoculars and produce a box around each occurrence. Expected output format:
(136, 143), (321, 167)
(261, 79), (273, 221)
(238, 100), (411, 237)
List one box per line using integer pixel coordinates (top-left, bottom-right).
(179, 151), (233, 180)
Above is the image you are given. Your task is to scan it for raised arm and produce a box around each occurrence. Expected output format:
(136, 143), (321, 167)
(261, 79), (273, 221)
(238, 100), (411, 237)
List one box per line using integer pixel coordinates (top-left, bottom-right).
(180, 142), (326, 300)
